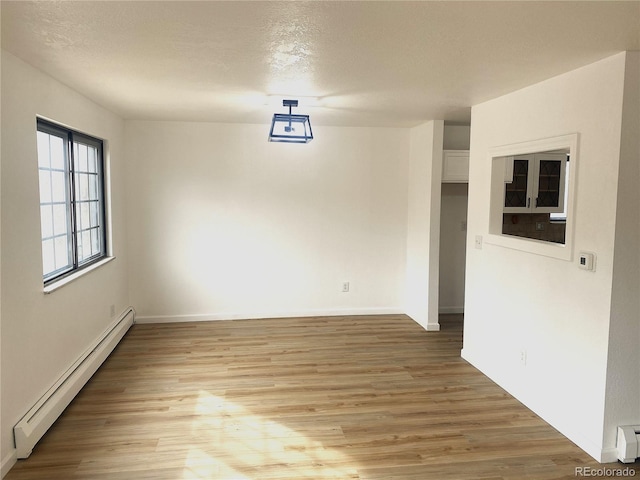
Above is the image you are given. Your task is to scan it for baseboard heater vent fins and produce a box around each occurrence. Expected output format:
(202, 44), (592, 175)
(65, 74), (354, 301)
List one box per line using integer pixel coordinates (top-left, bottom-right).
(13, 308), (135, 459)
(617, 425), (640, 463)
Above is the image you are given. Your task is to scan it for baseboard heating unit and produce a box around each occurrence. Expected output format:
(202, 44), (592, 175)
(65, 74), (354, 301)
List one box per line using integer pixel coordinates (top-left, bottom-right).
(13, 307), (135, 459)
(617, 425), (640, 463)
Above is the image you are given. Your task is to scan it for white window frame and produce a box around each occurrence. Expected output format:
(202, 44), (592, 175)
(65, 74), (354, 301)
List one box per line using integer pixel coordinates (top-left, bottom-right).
(486, 133), (579, 261)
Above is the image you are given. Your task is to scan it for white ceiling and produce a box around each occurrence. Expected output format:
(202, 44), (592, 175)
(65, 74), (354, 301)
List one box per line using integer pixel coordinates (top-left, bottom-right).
(2, 1), (639, 127)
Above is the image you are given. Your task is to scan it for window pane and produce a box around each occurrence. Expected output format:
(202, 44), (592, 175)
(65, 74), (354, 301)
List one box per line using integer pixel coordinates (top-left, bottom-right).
(77, 143), (88, 172)
(54, 235), (71, 270)
(41, 205), (53, 238)
(77, 232), (86, 261)
(88, 147), (97, 173)
(74, 201), (82, 231)
(80, 202), (90, 231)
(42, 238), (55, 276)
(51, 171), (67, 203)
(88, 174), (98, 199)
(50, 135), (65, 170)
(79, 230), (91, 262)
(537, 160), (561, 208)
(37, 132), (51, 168)
(91, 228), (99, 255)
(90, 201), (99, 227)
(505, 159), (529, 208)
(77, 173), (89, 201)
(53, 204), (68, 236)
(39, 170), (52, 203)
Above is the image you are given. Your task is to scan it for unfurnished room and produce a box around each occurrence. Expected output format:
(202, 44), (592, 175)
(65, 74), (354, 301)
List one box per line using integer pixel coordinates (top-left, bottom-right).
(1, 1), (639, 479)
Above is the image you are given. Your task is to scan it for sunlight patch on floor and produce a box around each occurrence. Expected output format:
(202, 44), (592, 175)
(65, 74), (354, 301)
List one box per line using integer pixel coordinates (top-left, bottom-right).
(182, 448), (250, 480)
(180, 390), (357, 479)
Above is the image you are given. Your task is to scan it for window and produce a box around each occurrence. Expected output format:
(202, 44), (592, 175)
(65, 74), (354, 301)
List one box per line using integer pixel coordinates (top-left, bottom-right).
(486, 133), (579, 261)
(503, 152), (568, 215)
(36, 119), (107, 284)
(500, 150), (569, 244)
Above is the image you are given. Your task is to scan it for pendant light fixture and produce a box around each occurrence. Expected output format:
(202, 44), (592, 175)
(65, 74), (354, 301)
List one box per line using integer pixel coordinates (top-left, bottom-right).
(268, 99), (313, 143)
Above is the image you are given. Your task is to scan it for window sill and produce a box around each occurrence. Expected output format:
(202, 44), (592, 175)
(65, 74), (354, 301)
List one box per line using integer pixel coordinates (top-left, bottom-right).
(44, 256), (115, 294)
(485, 233), (572, 261)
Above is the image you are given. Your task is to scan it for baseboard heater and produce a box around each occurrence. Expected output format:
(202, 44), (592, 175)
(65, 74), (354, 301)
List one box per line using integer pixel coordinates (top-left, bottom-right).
(617, 425), (640, 463)
(13, 307), (135, 459)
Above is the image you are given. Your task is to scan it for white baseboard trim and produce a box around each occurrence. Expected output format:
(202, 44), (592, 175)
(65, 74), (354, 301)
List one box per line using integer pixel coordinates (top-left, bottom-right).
(600, 447), (620, 464)
(1, 451), (17, 479)
(403, 312), (440, 332)
(439, 306), (464, 314)
(135, 307), (405, 324)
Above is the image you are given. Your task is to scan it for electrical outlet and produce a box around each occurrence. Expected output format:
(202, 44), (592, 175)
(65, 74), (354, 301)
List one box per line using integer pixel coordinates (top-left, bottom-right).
(110, 304), (116, 317)
(475, 235), (483, 249)
(342, 282), (350, 293)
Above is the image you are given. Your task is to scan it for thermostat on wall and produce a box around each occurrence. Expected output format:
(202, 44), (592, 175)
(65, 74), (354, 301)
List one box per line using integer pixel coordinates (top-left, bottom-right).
(578, 251), (596, 271)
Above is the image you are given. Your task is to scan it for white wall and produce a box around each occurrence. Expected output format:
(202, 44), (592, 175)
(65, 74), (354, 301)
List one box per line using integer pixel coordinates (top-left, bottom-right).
(125, 121), (409, 322)
(603, 51), (640, 449)
(405, 121), (443, 330)
(439, 125), (470, 313)
(443, 125), (471, 151)
(0, 51), (130, 471)
(439, 183), (468, 313)
(463, 52), (633, 461)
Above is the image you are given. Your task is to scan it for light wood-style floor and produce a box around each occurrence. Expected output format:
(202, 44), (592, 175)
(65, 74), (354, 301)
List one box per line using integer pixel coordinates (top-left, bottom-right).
(6, 314), (637, 479)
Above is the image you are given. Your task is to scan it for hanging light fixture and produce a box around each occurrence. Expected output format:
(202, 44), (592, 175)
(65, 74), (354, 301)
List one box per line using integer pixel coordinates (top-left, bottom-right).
(268, 99), (313, 143)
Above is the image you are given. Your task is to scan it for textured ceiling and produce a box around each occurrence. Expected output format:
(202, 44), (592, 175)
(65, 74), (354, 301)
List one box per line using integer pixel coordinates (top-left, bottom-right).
(2, 1), (639, 127)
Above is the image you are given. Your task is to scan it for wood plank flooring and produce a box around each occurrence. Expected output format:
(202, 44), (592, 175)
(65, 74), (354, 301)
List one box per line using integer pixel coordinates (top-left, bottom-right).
(6, 314), (637, 479)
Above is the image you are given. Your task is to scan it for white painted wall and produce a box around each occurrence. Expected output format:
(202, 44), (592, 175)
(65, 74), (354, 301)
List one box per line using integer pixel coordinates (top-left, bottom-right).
(443, 125), (471, 151)
(603, 51), (640, 450)
(463, 52), (633, 461)
(439, 183), (468, 313)
(124, 121), (409, 322)
(439, 125), (470, 313)
(405, 121), (443, 330)
(0, 51), (130, 471)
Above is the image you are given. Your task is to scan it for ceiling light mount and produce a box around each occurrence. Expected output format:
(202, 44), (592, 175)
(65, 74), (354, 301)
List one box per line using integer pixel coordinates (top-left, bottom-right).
(268, 99), (313, 143)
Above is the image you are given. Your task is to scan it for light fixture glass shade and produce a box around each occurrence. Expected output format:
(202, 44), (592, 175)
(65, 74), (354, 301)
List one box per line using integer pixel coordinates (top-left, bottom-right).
(268, 113), (313, 143)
